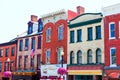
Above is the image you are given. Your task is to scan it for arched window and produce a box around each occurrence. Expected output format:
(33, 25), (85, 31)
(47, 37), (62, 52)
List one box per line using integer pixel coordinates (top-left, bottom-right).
(77, 50), (82, 64)
(70, 51), (74, 64)
(96, 48), (102, 63)
(58, 25), (64, 40)
(87, 49), (92, 64)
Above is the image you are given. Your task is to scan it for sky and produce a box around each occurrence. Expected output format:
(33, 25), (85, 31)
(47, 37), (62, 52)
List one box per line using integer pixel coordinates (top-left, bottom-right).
(0, 0), (120, 43)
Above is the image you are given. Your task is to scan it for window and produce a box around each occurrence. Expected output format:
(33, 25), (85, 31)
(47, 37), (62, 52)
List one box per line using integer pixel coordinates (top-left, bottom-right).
(70, 51), (75, 64)
(58, 25), (64, 40)
(4, 62), (8, 71)
(110, 48), (116, 66)
(24, 56), (28, 70)
(57, 48), (63, 63)
(38, 19), (43, 32)
(19, 40), (23, 51)
(109, 22), (115, 39)
(77, 29), (82, 42)
(96, 48), (101, 63)
(37, 54), (40, 69)
(10, 61), (14, 71)
(88, 27), (93, 40)
(46, 49), (50, 64)
(5, 48), (8, 57)
(46, 28), (51, 42)
(0, 62), (2, 72)
(70, 31), (74, 43)
(28, 26), (33, 34)
(96, 26), (101, 39)
(0, 49), (3, 57)
(25, 39), (29, 50)
(31, 57), (34, 69)
(38, 36), (41, 49)
(87, 49), (92, 64)
(31, 37), (35, 49)
(77, 50), (82, 64)
(11, 47), (15, 56)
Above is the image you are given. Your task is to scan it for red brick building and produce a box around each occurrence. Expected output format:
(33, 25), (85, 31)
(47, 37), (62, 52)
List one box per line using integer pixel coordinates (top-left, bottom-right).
(0, 40), (17, 79)
(41, 8), (79, 79)
(102, 3), (120, 79)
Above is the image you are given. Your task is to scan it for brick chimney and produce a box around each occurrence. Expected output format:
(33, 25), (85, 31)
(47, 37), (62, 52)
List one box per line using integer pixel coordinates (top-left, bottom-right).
(31, 15), (38, 22)
(77, 6), (85, 14)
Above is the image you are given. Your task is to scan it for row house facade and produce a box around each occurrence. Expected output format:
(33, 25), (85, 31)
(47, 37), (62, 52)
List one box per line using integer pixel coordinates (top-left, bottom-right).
(12, 15), (43, 80)
(0, 40), (17, 80)
(102, 3), (120, 79)
(67, 13), (104, 80)
(41, 6), (83, 79)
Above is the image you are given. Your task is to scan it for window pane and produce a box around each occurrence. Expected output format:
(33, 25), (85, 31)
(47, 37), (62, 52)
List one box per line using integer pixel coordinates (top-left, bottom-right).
(31, 38), (35, 49)
(46, 28), (51, 42)
(88, 27), (93, 40)
(77, 50), (82, 64)
(58, 26), (64, 40)
(70, 31), (74, 43)
(38, 36), (41, 49)
(110, 48), (116, 65)
(25, 39), (29, 50)
(96, 26), (101, 39)
(19, 40), (23, 51)
(11, 47), (15, 56)
(6, 48), (8, 57)
(46, 50), (50, 64)
(77, 29), (82, 42)
(87, 50), (92, 64)
(96, 49), (101, 63)
(109, 23), (115, 38)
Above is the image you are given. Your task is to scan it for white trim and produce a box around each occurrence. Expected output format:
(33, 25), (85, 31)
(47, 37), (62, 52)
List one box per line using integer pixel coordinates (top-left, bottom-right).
(110, 47), (116, 67)
(109, 22), (116, 40)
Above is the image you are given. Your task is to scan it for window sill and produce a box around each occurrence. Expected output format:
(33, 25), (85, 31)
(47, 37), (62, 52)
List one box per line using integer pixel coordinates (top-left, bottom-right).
(95, 38), (102, 40)
(76, 40), (82, 42)
(69, 42), (74, 44)
(110, 64), (116, 67)
(87, 39), (93, 41)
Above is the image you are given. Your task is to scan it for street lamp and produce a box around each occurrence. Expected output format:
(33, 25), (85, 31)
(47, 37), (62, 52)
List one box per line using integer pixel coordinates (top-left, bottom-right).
(61, 51), (64, 68)
(7, 58), (10, 71)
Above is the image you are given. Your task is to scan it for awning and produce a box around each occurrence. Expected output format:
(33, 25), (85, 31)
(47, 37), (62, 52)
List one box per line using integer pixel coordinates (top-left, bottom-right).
(108, 72), (120, 78)
(68, 70), (102, 75)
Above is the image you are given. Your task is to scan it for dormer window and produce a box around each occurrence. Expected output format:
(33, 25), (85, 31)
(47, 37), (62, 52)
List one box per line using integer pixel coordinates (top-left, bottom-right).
(27, 22), (33, 34)
(38, 19), (43, 32)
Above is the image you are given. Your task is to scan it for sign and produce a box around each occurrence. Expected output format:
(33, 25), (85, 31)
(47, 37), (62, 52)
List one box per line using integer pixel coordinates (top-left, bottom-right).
(41, 64), (67, 77)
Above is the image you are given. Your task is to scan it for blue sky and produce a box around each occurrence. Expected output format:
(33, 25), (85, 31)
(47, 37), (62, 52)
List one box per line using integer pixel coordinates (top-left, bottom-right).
(0, 0), (120, 43)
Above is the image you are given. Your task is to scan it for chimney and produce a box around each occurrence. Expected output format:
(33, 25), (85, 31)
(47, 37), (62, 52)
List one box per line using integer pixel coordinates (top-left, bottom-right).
(77, 6), (85, 14)
(31, 15), (38, 22)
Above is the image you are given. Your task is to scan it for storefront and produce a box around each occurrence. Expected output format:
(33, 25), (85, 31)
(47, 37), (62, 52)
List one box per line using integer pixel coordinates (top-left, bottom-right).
(12, 71), (38, 80)
(68, 65), (103, 80)
(41, 64), (67, 80)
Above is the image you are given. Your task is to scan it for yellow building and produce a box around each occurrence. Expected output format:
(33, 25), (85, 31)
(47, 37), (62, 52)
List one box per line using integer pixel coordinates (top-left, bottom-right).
(67, 13), (104, 80)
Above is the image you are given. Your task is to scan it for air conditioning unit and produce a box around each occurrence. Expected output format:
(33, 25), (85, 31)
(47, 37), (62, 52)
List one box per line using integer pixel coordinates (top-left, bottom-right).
(24, 47), (28, 50)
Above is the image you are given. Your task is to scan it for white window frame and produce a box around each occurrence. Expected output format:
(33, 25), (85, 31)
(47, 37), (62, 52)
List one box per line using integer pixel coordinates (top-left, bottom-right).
(46, 49), (51, 64)
(58, 25), (64, 40)
(46, 28), (51, 42)
(110, 47), (116, 67)
(57, 47), (63, 63)
(109, 22), (115, 39)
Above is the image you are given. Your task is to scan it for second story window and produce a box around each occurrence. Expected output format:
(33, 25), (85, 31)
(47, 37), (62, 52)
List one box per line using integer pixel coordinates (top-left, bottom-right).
(109, 22), (115, 39)
(0, 49), (3, 57)
(88, 27), (93, 40)
(38, 36), (41, 49)
(70, 51), (74, 64)
(87, 49), (92, 64)
(77, 50), (82, 64)
(110, 47), (116, 67)
(19, 40), (23, 51)
(46, 49), (50, 64)
(57, 48), (63, 63)
(5, 48), (8, 57)
(24, 56), (28, 70)
(25, 39), (29, 50)
(0, 62), (2, 72)
(58, 25), (64, 40)
(31, 37), (35, 49)
(96, 25), (101, 39)
(46, 28), (51, 42)
(11, 47), (15, 56)
(96, 48), (102, 63)
(77, 29), (82, 42)
(70, 31), (74, 43)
